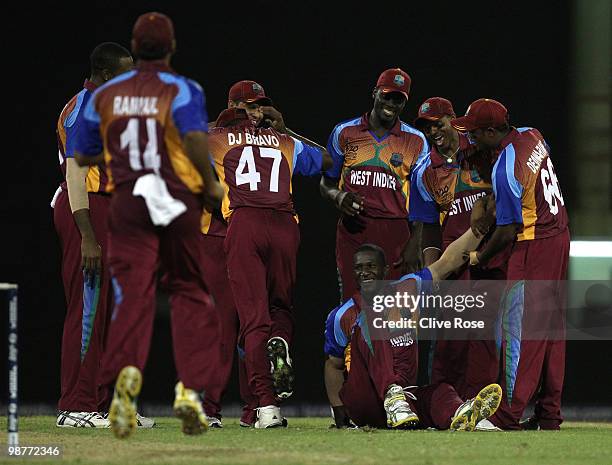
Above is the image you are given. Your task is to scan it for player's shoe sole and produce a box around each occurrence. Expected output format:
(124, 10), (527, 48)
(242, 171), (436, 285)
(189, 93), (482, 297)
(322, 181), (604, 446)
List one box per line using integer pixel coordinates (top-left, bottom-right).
(267, 337), (294, 399)
(109, 366), (142, 439)
(173, 382), (208, 435)
(388, 412), (419, 429)
(450, 383), (502, 432)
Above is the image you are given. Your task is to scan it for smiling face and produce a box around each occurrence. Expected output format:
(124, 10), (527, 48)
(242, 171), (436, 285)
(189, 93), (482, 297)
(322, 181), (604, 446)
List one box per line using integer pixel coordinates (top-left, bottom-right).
(353, 249), (388, 296)
(421, 115), (457, 152)
(372, 89), (406, 124)
(228, 100), (264, 124)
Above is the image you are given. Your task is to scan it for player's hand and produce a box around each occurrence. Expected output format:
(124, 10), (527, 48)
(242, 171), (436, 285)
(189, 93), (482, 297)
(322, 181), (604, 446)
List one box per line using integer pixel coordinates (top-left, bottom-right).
(81, 236), (102, 284)
(336, 192), (364, 216)
(202, 181), (224, 212)
(470, 195), (494, 238)
(394, 239), (423, 274)
(260, 106), (287, 133)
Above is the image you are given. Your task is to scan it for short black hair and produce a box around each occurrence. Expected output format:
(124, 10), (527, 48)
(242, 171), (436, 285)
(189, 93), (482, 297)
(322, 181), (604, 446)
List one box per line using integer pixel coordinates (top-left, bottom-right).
(355, 243), (386, 266)
(90, 42), (131, 75)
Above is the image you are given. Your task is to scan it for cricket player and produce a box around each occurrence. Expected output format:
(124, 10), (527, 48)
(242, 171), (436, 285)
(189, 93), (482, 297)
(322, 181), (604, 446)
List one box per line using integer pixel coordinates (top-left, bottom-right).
(208, 107), (331, 428)
(452, 98), (570, 430)
(321, 68), (429, 300)
(201, 80), (273, 428)
(75, 12), (224, 438)
(408, 97), (504, 399)
(324, 232), (502, 430)
(53, 42), (141, 428)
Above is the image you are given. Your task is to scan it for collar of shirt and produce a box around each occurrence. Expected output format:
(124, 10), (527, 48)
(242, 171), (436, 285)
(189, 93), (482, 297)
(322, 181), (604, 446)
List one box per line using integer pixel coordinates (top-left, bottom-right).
(358, 112), (402, 137)
(83, 79), (97, 92)
(499, 127), (520, 150)
(429, 133), (471, 168)
(136, 60), (174, 73)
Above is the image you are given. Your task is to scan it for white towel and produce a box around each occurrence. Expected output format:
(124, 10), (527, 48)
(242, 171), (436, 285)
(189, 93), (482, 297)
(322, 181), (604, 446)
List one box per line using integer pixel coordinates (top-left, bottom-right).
(50, 186), (62, 208)
(132, 173), (187, 226)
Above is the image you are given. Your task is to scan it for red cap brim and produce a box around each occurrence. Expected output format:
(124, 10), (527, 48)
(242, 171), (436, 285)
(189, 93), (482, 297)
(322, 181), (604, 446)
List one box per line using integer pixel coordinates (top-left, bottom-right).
(379, 87), (409, 100)
(450, 116), (478, 132)
(244, 97), (273, 106)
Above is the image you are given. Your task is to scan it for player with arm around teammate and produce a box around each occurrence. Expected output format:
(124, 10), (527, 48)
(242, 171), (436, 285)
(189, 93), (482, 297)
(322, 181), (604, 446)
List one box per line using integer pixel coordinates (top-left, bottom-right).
(207, 108), (330, 428)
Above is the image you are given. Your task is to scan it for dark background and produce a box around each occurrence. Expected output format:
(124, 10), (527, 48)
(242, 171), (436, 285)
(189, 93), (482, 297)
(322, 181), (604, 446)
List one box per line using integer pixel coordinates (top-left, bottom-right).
(3, 1), (610, 409)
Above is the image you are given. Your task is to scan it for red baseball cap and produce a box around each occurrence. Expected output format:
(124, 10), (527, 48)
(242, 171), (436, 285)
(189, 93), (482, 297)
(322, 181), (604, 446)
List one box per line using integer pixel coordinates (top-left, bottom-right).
(132, 12), (175, 57)
(414, 97), (455, 126)
(376, 68), (411, 100)
(450, 98), (509, 131)
(228, 80), (272, 106)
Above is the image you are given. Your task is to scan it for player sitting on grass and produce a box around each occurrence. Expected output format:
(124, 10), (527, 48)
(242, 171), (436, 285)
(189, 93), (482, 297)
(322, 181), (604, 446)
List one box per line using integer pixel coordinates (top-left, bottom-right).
(324, 227), (502, 430)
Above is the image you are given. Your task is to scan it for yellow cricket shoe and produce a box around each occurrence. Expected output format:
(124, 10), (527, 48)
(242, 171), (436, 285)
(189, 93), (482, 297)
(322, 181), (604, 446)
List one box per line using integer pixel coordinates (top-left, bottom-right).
(109, 366), (142, 439)
(173, 381), (208, 435)
(450, 383), (502, 432)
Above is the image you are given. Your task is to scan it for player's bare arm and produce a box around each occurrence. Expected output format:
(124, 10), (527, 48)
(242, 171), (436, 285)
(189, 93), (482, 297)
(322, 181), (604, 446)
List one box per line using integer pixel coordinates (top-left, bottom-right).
(428, 228), (486, 281)
(319, 176), (365, 216)
(470, 223), (521, 267)
(396, 222), (442, 274)
(182, 130), (224, 210)
(471, 194), (496, 237)
(260, 106), (333, 170)
(324, 355), (352, 428)
(65, 158), (101, 279)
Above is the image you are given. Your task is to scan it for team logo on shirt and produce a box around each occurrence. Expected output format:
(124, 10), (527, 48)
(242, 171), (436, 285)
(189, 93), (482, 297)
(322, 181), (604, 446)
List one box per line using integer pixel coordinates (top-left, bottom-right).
(390, 152), (403, 167)
(344, 142), (359, 161)
(420, 102), (430, 113)
(394, 74), (405, 87)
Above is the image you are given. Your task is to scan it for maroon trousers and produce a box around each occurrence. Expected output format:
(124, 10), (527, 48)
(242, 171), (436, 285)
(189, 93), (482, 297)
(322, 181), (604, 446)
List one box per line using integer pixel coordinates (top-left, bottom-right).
(340, 326), (460, 429)
(199, 234), (248, 419)
(54, 190), (113, 412)
(224, 207), (299, 407)
(490, 228), (570, 430)
(98, 188), (218, 395)
(336, 216), (410, 300)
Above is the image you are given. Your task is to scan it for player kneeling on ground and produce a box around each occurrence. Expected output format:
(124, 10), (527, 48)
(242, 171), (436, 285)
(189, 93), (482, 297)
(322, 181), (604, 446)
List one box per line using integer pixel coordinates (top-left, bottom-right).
(324, 228), (502, 430)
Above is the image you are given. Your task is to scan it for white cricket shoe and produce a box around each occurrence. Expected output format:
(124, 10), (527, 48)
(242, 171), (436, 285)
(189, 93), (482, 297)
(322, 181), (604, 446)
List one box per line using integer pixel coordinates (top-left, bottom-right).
(450, 383), (502, 431)
(206, 415), (223, 428)
(56, 411), (110, 428)
(475, 418), (503, 431)
(384, 385), (419, 429)
(136, 412), (156, 428)
(254, 405), (284, 429)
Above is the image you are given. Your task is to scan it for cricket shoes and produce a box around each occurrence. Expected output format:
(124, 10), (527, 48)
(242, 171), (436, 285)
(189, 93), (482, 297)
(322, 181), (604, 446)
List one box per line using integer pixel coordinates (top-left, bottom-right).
(109, 365), (142, 439)
(254, 405), (285, 429)
(173, 381), (208, 435)
(450, 383), (502, 432)
(206, 415), (223, 428)
(56, 411), (110, 428)
(101, 411), (155, 428)
(384, 385), (419, 429)
(267, 337), (294, 400)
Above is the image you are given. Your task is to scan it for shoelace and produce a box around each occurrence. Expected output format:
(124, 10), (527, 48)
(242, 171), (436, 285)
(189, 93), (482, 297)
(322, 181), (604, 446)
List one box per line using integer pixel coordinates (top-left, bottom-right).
(401, 386), (418, 401)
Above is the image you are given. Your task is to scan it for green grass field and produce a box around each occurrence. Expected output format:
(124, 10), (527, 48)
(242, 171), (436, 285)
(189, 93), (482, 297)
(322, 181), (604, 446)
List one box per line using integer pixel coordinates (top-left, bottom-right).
(2, 417), (611, 465)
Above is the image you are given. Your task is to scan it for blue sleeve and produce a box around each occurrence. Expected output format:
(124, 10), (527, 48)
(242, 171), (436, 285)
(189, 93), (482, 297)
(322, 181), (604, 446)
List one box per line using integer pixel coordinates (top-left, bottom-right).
(159, 75), (208, 137)
(75, 91), (103, 157)
(323, 124), (344, 179)
(64, 91), (91, 158)
(492, 146), (523, 225)
(395, 267), (433, 295)
(408, 158), (439, 223)
(293, 138), (323, 176)
(324, 306), (348, 358)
